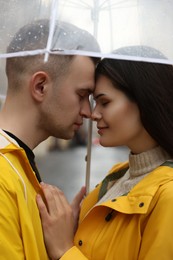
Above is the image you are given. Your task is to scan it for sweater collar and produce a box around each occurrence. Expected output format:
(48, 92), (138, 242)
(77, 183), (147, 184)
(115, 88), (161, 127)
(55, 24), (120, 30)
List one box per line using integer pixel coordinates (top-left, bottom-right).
(129, 146), (171, 177)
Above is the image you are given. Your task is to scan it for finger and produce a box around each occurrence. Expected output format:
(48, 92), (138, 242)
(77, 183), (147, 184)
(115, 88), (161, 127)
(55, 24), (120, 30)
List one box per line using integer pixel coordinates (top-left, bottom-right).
(41, 185), (60, 216)
(70, 187), (86, 233)
(71, 186), (86, 210)
(36, 194), (49, 221)
(41, 184), (71, 217)
(53, 187), (71, 211)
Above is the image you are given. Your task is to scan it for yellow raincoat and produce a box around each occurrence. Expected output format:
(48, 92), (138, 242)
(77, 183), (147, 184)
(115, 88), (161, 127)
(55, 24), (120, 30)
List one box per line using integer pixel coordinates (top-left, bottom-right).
(0, 130), (49, 260)
(62, 161), (173, 259)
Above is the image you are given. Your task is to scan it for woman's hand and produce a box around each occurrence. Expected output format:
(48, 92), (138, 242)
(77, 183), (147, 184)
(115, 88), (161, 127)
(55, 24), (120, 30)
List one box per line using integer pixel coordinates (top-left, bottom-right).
(36, 183), (85, 259)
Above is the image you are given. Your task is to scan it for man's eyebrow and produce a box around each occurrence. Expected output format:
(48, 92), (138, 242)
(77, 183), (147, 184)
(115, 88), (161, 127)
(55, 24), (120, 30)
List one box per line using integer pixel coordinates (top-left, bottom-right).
(80, 88), (93, 94)
(93, 93), (105, 100)
(88, 89), (93, 94)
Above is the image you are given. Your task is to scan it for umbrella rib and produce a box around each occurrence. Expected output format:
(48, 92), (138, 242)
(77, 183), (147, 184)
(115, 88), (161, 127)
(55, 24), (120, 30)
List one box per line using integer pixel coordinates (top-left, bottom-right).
(64, 0), (91, 9)
(99, 0), (109, 8)
(44, 0), (58, 62)
(100, 0), (136, 10)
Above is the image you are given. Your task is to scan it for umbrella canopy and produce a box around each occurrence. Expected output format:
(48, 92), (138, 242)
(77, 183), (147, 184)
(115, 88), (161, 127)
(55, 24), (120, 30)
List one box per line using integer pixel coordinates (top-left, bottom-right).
(0, 0), (173, 192)
(1, 0), (173, 59)
(1, 0), (173, 95)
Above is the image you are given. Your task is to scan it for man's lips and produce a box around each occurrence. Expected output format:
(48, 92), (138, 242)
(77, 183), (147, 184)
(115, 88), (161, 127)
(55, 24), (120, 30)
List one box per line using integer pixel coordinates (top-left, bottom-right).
(74, 122), (83, 126)
(74, 122), (83, 129)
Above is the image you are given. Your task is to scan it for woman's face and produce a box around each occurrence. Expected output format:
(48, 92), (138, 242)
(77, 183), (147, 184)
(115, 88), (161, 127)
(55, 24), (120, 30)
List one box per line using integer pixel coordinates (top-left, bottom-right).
(92, 75), (157, 153)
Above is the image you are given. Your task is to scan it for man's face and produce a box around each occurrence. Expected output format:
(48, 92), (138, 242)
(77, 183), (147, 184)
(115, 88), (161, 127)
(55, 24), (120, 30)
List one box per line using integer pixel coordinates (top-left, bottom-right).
(41, 56), (95, 139)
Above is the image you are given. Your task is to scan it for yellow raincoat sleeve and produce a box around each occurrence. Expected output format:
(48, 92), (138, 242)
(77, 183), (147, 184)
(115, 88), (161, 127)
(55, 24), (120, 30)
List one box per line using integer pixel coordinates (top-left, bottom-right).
(0, 183), (25, 260)
(138, 181), (173, 260)
(61, 246), (88, 259)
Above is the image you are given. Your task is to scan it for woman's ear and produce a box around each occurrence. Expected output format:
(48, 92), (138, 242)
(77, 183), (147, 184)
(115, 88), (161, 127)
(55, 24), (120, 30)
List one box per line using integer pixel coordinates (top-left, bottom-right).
(29, 71), (50, 102)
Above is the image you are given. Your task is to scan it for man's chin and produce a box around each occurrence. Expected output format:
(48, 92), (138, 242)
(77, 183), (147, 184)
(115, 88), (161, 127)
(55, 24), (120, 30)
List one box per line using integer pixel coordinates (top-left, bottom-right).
(63, 132), (75, 140)
(54, 128), (76, 140)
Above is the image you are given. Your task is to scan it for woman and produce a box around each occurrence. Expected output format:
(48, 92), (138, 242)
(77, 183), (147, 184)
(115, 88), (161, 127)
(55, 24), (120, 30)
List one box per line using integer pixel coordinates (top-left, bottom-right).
(36, 46), (173, 259)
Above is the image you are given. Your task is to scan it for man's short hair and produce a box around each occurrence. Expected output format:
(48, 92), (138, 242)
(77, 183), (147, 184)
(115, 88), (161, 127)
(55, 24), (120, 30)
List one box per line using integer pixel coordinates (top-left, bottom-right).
(6, 19), (100, 90)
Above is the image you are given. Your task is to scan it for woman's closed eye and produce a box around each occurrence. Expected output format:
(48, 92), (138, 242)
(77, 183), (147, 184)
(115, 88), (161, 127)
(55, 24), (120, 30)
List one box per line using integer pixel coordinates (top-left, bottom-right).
(101, 100), (109, 107)
(97, 98), (109, 107)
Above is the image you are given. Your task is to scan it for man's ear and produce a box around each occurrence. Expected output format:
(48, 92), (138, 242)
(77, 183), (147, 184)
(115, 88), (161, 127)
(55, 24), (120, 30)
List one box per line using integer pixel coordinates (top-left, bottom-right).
(29, 71), (50, 102)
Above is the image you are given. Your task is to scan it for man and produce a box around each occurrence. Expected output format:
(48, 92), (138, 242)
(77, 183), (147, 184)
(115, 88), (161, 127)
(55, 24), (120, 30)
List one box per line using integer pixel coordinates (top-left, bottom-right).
(0, 19), (100, 259)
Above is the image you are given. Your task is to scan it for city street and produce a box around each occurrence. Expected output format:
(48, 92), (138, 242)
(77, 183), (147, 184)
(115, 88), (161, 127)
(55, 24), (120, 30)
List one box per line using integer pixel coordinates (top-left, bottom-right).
(36, 145), (129, 202)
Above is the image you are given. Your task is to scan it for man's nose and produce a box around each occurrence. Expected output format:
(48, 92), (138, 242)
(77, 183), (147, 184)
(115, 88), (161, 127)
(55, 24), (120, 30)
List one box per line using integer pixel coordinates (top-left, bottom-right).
(80, 100), (92, 119)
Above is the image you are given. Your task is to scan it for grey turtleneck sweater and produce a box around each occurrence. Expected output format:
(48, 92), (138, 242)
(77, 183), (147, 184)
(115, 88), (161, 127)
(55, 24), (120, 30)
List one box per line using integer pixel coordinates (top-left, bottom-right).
(98, 146), (171, 204)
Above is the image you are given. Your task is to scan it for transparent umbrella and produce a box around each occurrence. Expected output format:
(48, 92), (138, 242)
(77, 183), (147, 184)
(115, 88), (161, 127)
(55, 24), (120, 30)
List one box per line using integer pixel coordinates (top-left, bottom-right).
(1, 0), (173, 193)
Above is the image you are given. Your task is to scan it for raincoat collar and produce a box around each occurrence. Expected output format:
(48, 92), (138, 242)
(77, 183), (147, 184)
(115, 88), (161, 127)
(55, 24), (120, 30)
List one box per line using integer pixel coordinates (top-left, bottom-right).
(80, 160), (173, 222)
(0, 129), (22, 152)
(0, 128), (43, 199)
(98, 161), (173, 214)
(0, 129), (29, 164)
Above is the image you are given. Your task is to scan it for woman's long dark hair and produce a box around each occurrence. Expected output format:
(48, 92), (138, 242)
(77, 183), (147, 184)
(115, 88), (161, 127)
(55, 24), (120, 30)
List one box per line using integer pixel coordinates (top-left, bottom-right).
(95, 49), (173, 156)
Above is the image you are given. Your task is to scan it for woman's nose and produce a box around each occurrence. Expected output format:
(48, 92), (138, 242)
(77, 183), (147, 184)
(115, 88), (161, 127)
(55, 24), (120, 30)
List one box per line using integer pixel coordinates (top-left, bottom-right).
(91, 108), (101, 121)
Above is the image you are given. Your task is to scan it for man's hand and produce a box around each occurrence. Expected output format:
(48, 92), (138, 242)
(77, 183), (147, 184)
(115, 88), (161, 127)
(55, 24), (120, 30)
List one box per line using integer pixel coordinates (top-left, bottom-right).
(36, 183), (85, 259)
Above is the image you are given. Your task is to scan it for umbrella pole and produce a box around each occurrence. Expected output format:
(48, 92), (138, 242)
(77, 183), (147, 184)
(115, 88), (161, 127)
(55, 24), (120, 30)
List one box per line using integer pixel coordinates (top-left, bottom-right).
(85, 0), (100, 195)
(85, 117), (93, 195)
(0, 95), (6, 101)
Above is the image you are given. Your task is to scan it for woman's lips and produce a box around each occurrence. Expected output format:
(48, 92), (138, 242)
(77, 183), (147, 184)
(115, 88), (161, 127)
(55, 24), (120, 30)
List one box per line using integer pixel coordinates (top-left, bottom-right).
(97, 127), (108, 135)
